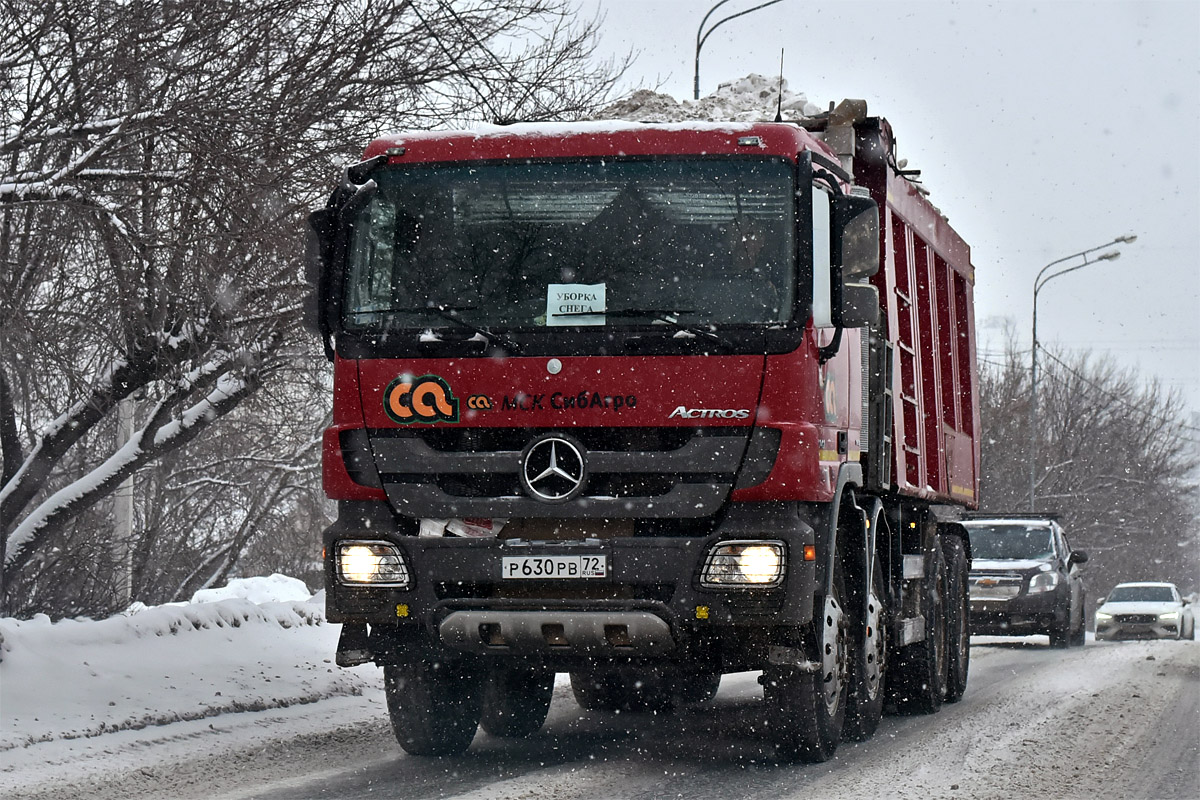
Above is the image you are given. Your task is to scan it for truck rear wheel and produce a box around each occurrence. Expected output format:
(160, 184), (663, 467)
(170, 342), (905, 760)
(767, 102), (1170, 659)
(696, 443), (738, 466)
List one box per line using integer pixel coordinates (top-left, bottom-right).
(677, 670), (721, 706)
(384, 659), (481, 756)
(843, 556), (888, 740)
(570, 668), (674, 713)
(765, 552), (848, 762)
(889, 542), (947, 714)
(570, 670), (620, 711)
(941, 534), (970, 703)
(479, 665), (554, 738)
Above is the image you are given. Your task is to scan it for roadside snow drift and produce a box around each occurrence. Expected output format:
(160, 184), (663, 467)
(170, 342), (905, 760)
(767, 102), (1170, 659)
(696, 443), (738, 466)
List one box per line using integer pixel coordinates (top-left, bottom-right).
(0, 575), (375, 752)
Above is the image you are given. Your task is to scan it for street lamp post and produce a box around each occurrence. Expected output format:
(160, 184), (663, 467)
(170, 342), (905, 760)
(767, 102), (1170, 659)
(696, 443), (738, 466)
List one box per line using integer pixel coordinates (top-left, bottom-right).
(1028, 234), (1137, 510)
(694, 0), (785, 100)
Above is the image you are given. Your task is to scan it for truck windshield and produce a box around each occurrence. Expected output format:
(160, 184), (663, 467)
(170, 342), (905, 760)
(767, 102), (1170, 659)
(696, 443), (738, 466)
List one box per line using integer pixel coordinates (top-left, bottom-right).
(342, 158), (796, 332)
(966, 525), (1055, 561)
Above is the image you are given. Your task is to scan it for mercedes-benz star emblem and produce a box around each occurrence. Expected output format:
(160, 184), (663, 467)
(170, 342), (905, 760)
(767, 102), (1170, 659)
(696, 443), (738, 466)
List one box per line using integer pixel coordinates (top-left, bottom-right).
(519, 434), (587, 503)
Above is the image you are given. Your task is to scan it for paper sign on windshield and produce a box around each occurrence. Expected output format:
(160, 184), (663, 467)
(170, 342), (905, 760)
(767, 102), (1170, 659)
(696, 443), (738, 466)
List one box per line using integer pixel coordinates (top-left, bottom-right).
(546, 283), (606, 326)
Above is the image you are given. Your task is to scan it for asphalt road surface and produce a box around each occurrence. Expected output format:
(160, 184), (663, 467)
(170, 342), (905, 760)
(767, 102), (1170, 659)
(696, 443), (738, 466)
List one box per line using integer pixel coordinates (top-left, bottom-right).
(19, 637), (1200, 800)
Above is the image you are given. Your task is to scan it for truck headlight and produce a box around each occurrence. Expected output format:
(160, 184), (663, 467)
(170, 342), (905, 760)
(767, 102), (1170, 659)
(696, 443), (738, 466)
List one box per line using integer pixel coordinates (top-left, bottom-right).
(1095, 611), (1113, 621)
(1027, 570), (1059, 594)
(1159, 611), (1179, 621)
(336, 541), (410, 588)
(701, 540), (786, 588)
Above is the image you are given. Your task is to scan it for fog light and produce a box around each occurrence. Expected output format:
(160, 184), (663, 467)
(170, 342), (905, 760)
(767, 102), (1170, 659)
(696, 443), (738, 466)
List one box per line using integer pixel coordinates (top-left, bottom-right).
(701, 540), (786, 588)
(336, 541), (410, 587)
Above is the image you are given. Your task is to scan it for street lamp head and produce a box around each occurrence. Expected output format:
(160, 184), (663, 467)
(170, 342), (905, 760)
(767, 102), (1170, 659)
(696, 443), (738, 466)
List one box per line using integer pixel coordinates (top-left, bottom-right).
(1096, 250), (1121, 262)
(1116, 234), (1138, 244)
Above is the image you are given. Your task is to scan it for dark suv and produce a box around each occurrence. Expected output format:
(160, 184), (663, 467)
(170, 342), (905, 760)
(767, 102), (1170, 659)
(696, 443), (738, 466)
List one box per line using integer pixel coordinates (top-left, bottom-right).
(962, 516), (1088, 647)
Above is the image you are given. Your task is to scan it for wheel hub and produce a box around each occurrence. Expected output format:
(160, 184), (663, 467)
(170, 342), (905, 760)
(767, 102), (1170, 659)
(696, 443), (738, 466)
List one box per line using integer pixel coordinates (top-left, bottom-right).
(863, 588), (885, 699)
(821, 595), (846, 715)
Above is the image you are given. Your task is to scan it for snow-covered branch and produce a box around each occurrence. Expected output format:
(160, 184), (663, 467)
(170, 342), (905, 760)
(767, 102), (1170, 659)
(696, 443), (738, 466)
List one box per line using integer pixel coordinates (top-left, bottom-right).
(4, 365), (261, 571)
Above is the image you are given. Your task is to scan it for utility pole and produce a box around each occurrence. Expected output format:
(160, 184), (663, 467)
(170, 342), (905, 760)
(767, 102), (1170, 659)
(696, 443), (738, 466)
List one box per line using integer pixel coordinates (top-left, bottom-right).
(694, 0), (785, 99)
(1029, 234), (1136, 510)
(112, 397), (135, 607)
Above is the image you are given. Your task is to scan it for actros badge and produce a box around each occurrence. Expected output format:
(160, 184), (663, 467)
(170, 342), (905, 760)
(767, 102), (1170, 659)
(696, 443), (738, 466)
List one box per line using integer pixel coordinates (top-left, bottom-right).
(519, 433), (587, 503)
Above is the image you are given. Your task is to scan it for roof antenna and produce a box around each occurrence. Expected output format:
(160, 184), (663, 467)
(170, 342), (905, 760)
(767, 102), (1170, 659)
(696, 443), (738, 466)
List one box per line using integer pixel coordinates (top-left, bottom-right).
(774, 50), (784, 122)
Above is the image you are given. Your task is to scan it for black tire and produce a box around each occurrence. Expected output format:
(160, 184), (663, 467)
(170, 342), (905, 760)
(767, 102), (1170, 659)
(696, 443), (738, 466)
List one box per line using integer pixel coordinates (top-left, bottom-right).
(765, 544), (849, 762)
(1070, 595), (1087, 647)
(384, 658), (481, 756)
(1048, 609), (1070, 648)
(570, 671), (622, 712)
(676, 671), (721, 706)
(479, 666), (554, 738)
(844, 553), (888, 740)
(889, 541), (947, 714)
(570, 668), (674, 713)
(941, 534), (970, 704)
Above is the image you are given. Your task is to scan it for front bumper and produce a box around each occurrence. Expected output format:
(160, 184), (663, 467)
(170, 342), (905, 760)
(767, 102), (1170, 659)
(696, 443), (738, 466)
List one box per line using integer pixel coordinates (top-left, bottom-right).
(323, 502), (818, 665)
(1094, 618), (1179, 640)
(969, 589), (1066, 636)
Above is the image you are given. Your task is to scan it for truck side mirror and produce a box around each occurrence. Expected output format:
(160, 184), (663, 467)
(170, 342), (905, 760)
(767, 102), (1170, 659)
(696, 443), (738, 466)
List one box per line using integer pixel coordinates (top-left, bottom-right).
(828, 193), (880, 330)
(832, 194), (880, 280)
(306, 208), (339, 360)
(838, 283), (879, 328)
(306, 208), (335, 334)
(305, 156), (386, 361)
(1069, 549), (1089, 566)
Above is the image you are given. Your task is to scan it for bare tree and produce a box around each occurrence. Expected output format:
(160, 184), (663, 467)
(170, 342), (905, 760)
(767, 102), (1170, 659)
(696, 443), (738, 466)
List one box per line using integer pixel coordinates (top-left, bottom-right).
(0, 0), (624, 615)
(979, 340), (1200, 597)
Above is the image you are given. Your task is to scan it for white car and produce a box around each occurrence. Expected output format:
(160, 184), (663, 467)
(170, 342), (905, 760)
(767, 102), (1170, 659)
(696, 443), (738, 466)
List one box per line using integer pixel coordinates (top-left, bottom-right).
(1094, 581), (1195, 641)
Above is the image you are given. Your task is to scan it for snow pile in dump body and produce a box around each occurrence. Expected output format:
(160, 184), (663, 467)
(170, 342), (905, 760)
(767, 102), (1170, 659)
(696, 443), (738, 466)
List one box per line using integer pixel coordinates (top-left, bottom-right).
(0, 574), (375, 754)
(596, 73), (825, 123)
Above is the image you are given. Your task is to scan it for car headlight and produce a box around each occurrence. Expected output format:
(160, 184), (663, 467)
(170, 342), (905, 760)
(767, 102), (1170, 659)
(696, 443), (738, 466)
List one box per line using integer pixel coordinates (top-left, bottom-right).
(1159, 611), (1179, 621)
(336, 540), (410, 587)
(1027, 570), (1060, 594)
(1095, 611), (1113, 621)
(701, 540), (786, 588)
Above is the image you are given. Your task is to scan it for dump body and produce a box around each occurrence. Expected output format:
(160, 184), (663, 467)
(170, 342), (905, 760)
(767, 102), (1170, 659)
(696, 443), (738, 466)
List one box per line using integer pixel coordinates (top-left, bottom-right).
(309, 105), (978, 760)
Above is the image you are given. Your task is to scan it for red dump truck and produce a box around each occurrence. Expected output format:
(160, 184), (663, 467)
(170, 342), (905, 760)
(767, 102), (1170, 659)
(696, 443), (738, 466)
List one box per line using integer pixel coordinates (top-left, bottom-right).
(307, 99), (979, 762)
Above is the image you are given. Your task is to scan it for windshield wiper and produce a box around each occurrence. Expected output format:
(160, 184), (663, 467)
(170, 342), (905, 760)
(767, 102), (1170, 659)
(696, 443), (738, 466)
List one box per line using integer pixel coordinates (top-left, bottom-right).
(348, 304), (523, 354)
(551, 308), (732, 347)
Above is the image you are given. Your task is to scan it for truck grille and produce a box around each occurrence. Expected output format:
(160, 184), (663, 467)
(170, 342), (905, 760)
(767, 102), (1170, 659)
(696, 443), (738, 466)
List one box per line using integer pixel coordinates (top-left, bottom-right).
(1116, 614), (1157, 624)
(370, 426), (750, 519)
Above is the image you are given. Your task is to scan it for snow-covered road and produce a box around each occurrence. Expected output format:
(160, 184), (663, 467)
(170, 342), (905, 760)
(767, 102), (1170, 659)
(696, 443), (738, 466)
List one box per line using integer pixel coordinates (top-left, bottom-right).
(2, 579), (1197, 800)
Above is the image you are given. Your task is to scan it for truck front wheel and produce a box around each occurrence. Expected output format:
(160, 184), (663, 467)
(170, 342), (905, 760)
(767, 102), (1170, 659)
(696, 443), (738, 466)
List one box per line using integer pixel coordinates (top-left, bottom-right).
(384, 659), (481, 756)
(479, 665), (554, 738)
(765, 552), (848, 762)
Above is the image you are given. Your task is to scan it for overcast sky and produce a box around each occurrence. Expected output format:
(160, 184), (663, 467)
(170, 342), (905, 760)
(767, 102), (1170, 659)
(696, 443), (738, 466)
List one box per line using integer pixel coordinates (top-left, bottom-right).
(583, 0), (1200, 417)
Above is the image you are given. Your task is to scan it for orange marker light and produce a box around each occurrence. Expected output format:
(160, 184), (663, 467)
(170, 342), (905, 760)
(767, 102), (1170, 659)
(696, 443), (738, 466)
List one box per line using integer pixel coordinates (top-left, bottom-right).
(803, 544), (817, 561)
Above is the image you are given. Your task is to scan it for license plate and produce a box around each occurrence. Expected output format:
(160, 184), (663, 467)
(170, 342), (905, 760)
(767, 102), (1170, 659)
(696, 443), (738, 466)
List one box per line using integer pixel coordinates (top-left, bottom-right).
(502, 555), (607, 579)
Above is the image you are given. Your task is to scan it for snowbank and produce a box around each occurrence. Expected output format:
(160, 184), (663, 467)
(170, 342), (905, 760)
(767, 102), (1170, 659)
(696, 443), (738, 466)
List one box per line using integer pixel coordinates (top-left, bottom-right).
(597, 73), (824, 122)
(0, 576), (375, 754)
